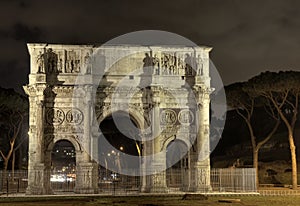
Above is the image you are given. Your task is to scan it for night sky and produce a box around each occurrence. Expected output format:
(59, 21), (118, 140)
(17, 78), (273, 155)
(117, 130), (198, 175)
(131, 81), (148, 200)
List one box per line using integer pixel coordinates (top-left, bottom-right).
(1, 0), (300, 94)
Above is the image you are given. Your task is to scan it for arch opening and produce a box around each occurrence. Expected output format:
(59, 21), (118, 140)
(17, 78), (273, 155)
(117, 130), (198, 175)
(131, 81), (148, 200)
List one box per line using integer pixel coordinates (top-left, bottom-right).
(50, 140), (76, 192)
(98, 111), (142, 187)
(166, 139), (189, 189)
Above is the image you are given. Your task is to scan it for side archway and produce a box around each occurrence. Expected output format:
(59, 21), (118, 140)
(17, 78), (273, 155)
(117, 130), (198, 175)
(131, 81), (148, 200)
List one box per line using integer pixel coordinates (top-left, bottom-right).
(45, 136), (83, 192)
(165, 139), (190, 190)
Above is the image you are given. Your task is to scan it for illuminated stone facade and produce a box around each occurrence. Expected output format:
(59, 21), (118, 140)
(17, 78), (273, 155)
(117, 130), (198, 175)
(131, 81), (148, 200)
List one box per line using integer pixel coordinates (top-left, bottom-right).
(24, 43), (212, 194)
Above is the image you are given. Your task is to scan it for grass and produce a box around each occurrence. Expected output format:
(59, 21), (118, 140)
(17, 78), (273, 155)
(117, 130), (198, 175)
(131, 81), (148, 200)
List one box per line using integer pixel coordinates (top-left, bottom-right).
(0, 195), (300, 206)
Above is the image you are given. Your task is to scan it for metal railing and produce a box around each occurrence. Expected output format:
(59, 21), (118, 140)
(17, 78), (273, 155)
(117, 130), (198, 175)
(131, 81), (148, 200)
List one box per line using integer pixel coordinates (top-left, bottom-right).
(0, 168), (257, 195)
(210, 168), (257, 192)
(0, 170), (28, 194)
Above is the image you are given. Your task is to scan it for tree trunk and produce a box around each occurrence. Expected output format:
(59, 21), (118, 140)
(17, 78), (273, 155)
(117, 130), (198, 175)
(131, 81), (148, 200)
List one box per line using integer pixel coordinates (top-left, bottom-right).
(274, 102), (298, 190)
(2, 146), (13, 172)
(3, 159), (8, 171)
(12, 151), (15, 180)
(253, 149), (259, 190)
(288, 132), (298, 189)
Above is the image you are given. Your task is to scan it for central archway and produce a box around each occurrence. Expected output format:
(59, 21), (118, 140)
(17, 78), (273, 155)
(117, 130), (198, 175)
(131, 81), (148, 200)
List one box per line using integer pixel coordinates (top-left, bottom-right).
(98, 111), (142, 191)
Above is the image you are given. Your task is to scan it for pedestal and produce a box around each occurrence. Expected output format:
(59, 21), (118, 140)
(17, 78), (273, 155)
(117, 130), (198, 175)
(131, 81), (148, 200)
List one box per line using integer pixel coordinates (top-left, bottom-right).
(74, 162), (98, 194)
(148, 161), (168, 193)
(26, 163), (53, 195)
(149, 171), (169, 193)
(189, 161), (212, 193)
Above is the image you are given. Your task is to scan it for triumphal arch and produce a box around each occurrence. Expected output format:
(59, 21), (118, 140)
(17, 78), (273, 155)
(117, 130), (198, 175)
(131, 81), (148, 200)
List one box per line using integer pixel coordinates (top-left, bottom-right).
(23, 43), (212, 194)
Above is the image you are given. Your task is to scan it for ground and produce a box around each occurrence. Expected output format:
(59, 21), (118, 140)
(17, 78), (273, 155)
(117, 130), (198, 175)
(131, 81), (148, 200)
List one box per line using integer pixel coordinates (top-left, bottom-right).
(0, 195), (300, 206)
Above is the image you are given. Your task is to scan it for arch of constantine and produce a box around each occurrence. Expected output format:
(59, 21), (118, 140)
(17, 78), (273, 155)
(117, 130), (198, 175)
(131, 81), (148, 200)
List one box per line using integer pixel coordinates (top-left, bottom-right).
(23, 43), (212, 194)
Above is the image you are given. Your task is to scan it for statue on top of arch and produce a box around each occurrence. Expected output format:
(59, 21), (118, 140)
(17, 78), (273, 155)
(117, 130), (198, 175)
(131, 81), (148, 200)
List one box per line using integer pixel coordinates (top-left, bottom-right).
(36, 48), (58, 74)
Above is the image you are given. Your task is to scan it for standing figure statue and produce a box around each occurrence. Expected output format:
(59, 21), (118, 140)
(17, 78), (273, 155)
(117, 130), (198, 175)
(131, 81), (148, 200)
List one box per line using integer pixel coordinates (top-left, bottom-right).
(84, 52), (92, 74)
(37, 51), (45, 73)
(197, 55), (203, 76)
(57, 58), (63, 73)
(45, 48), (58, 73)
(184, 53), (192, 75)
(153, 54), (160, 75)
(143, 53), (153, 68)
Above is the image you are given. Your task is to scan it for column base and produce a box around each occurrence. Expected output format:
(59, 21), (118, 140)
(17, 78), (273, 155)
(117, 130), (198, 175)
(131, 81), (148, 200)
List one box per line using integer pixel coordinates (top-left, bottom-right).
(149, 186), (169, 193)
(188, 185), (212, 193)
(140, 184), (169, 193)
(74, 188), (98, 194)
(192, 160), (212, 193)
(25, 186), (53, 195)
(140, 185), (150, 193)
(26, 164), (53, 195)
(75, 162), (98, 194)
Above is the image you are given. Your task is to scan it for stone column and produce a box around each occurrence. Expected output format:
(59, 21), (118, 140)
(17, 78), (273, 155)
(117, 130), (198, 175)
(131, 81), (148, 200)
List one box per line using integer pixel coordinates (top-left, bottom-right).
(35, 99), (44, 162)
(182, 150), (192, 192)
(140, 142), (146, 192)
(26, 85), (52, 195)
(75, 86), (98, 194)
(149, 87), (168, 193)
(192, 87), (211, 192)
(140, 134), (151, 192)
(83, 98), (91, 162)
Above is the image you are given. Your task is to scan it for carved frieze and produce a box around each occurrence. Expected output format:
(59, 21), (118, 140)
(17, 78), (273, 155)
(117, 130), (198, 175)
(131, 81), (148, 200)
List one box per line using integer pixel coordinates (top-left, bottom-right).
(65, 50), (81, 73)
(142, 52), (204, 76)
(35, 48), (90, 75)
(197, 168), (209, 185)
(44, 125), (84, 134)
(161, 53), (186, 75)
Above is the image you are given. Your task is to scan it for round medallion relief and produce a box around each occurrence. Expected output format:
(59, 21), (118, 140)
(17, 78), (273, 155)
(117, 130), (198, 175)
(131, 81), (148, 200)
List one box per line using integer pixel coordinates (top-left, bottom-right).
(160, 109), (177, 125)
(66, 108), (83, 125)
(178, 109), (194, 125)
(46, 108), (65, 125)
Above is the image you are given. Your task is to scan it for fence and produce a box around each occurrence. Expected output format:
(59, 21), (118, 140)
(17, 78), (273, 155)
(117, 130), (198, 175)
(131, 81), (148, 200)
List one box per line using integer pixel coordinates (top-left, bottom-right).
(0, 170), (28, 194)
(0, 168), (256, 195)
(210, 168), (257, 192)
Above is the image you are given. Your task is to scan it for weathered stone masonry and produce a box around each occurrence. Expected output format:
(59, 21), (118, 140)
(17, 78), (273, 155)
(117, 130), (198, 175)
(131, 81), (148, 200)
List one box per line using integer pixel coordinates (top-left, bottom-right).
(24, 43), (212, 194)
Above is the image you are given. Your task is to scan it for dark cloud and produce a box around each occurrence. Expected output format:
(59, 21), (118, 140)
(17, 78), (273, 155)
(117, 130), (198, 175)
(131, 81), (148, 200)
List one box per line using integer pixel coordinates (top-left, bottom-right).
(0, 0), (300, 93)
(19, 1), (30, 9)
(12, 23), (43, 41)
(0, 60), (27, 94)
(0, 29), (9, 38)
